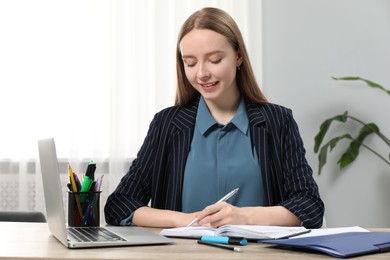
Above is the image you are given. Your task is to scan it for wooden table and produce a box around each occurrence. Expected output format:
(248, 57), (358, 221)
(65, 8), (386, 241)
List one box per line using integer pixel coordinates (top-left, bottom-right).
(0, 222), (389, 259)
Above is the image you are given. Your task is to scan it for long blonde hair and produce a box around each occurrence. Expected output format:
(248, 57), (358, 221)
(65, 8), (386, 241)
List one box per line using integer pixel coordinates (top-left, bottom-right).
(175, 7), (267, 106)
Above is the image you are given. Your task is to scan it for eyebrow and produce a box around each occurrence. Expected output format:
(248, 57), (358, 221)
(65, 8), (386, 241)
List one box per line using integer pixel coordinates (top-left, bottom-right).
(181, 50), (225, 59)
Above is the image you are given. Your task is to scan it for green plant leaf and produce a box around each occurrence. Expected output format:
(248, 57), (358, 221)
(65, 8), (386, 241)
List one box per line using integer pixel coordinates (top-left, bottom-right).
(315, 76), (390, 174)
(314, 111), (348, 153)
(332, 76), (390, 95)
(337, 123), (379, 169)
(317, 134), (352, 175)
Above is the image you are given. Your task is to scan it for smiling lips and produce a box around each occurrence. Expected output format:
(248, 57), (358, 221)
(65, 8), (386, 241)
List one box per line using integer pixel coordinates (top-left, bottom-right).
(200, 81), (219, 90)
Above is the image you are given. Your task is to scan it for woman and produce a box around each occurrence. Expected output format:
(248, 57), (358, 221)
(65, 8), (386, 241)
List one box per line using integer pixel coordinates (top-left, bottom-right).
(104, 7), (324, 229)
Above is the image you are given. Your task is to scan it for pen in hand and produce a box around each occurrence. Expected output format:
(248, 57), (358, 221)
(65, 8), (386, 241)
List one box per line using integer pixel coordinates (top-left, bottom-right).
(186, 188), (239, 227)
(215, 188), (239, 204)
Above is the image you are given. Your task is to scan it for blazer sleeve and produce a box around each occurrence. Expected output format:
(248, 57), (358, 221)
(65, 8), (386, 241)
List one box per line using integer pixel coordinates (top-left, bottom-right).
(276, 109), (324, 228)
(104, 114), (160, 225)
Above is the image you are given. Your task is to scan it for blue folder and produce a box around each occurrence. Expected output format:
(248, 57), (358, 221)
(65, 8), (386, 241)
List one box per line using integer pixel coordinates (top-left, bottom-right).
(261, 232), (390, 258)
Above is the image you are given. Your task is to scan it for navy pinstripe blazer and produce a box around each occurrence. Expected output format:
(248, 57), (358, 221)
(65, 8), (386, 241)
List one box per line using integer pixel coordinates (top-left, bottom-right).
(104, 98), (324, 228)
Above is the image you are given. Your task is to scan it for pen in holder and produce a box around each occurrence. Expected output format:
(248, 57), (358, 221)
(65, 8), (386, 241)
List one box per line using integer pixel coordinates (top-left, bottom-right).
(68, 191), (101, 227)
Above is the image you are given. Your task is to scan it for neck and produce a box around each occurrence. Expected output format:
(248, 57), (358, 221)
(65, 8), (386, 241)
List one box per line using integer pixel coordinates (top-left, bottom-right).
(204, 93), (241, 125)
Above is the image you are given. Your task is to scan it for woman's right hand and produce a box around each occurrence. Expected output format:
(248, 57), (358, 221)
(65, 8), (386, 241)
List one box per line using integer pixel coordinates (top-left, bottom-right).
(132, 207), (200, 228)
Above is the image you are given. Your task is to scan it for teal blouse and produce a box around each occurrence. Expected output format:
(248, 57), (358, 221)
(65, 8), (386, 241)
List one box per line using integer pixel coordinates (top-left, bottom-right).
(182, 97), (265, 213)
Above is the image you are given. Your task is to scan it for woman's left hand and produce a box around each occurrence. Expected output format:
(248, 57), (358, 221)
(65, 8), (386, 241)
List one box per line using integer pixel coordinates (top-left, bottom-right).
(195, 202), (247, 228)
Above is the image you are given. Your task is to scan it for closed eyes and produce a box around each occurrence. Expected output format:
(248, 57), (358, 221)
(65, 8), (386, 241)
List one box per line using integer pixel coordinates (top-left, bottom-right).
(183, 58), (222, 68)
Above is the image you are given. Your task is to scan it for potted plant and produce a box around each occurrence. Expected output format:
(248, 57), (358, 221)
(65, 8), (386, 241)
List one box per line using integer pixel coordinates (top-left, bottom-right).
(313, 77), (390, 175)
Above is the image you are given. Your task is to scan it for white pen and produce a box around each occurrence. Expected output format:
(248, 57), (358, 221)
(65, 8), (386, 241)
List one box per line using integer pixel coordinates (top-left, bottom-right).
(186, 188), (239, 227)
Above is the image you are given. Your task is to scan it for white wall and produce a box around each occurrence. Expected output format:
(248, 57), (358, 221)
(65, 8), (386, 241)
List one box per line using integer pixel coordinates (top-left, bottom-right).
(262, 0), (390, 228)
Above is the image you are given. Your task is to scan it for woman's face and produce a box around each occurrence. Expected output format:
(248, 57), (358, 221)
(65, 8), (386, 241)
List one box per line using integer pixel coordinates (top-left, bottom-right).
(179, 29), (242, 105)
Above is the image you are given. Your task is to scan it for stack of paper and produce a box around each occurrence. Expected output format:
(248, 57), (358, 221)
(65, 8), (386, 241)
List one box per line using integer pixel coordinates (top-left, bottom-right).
(261, 226), (390, 258)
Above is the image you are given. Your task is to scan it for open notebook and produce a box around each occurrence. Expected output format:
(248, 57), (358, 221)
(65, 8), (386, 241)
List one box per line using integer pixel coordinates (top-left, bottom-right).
(160, 225), (310, 241)
(38, 137), (172, 248)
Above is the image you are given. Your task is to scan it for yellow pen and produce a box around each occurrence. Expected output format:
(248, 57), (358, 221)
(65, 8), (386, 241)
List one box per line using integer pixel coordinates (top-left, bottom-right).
(68, 162), (83, 220)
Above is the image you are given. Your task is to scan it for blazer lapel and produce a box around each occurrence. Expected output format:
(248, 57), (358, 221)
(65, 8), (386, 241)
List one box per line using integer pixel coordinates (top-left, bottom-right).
(247, 103), (274, 206)
(168, 102), (198, 210)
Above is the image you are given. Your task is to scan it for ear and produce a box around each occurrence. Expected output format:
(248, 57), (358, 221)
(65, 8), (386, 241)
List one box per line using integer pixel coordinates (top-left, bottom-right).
(236, 52), (243, 68)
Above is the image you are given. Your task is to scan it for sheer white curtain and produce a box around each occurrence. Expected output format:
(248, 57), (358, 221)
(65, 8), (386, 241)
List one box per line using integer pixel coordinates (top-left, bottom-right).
(0, 0), (262, 216)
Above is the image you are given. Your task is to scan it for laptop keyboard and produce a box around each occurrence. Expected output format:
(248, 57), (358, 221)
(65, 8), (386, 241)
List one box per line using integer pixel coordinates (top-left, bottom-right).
(68, 227), (126, 242)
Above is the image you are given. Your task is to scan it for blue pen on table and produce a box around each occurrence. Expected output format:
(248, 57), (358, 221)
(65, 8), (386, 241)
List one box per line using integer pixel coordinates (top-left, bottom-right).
(200, 236), (247, 246)
(187, 188), (239, 227)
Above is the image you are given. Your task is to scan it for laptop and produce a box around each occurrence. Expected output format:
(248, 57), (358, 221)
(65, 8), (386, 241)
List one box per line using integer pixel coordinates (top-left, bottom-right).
(38, 137), (173, 248)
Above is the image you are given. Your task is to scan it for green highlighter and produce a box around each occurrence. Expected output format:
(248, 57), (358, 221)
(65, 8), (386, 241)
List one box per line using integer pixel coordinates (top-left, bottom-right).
(79, 161), (96, 202)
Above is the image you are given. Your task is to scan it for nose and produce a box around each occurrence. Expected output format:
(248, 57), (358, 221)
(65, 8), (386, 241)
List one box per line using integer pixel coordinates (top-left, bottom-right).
(197, 63), (210, 80)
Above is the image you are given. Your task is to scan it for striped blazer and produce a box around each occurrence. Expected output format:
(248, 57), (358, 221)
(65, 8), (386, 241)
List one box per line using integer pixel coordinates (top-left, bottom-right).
(104, 99), (325, 228)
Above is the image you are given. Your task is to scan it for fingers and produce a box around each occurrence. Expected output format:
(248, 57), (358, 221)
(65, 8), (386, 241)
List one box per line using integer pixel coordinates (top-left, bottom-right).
(197, 202), (232, 227)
